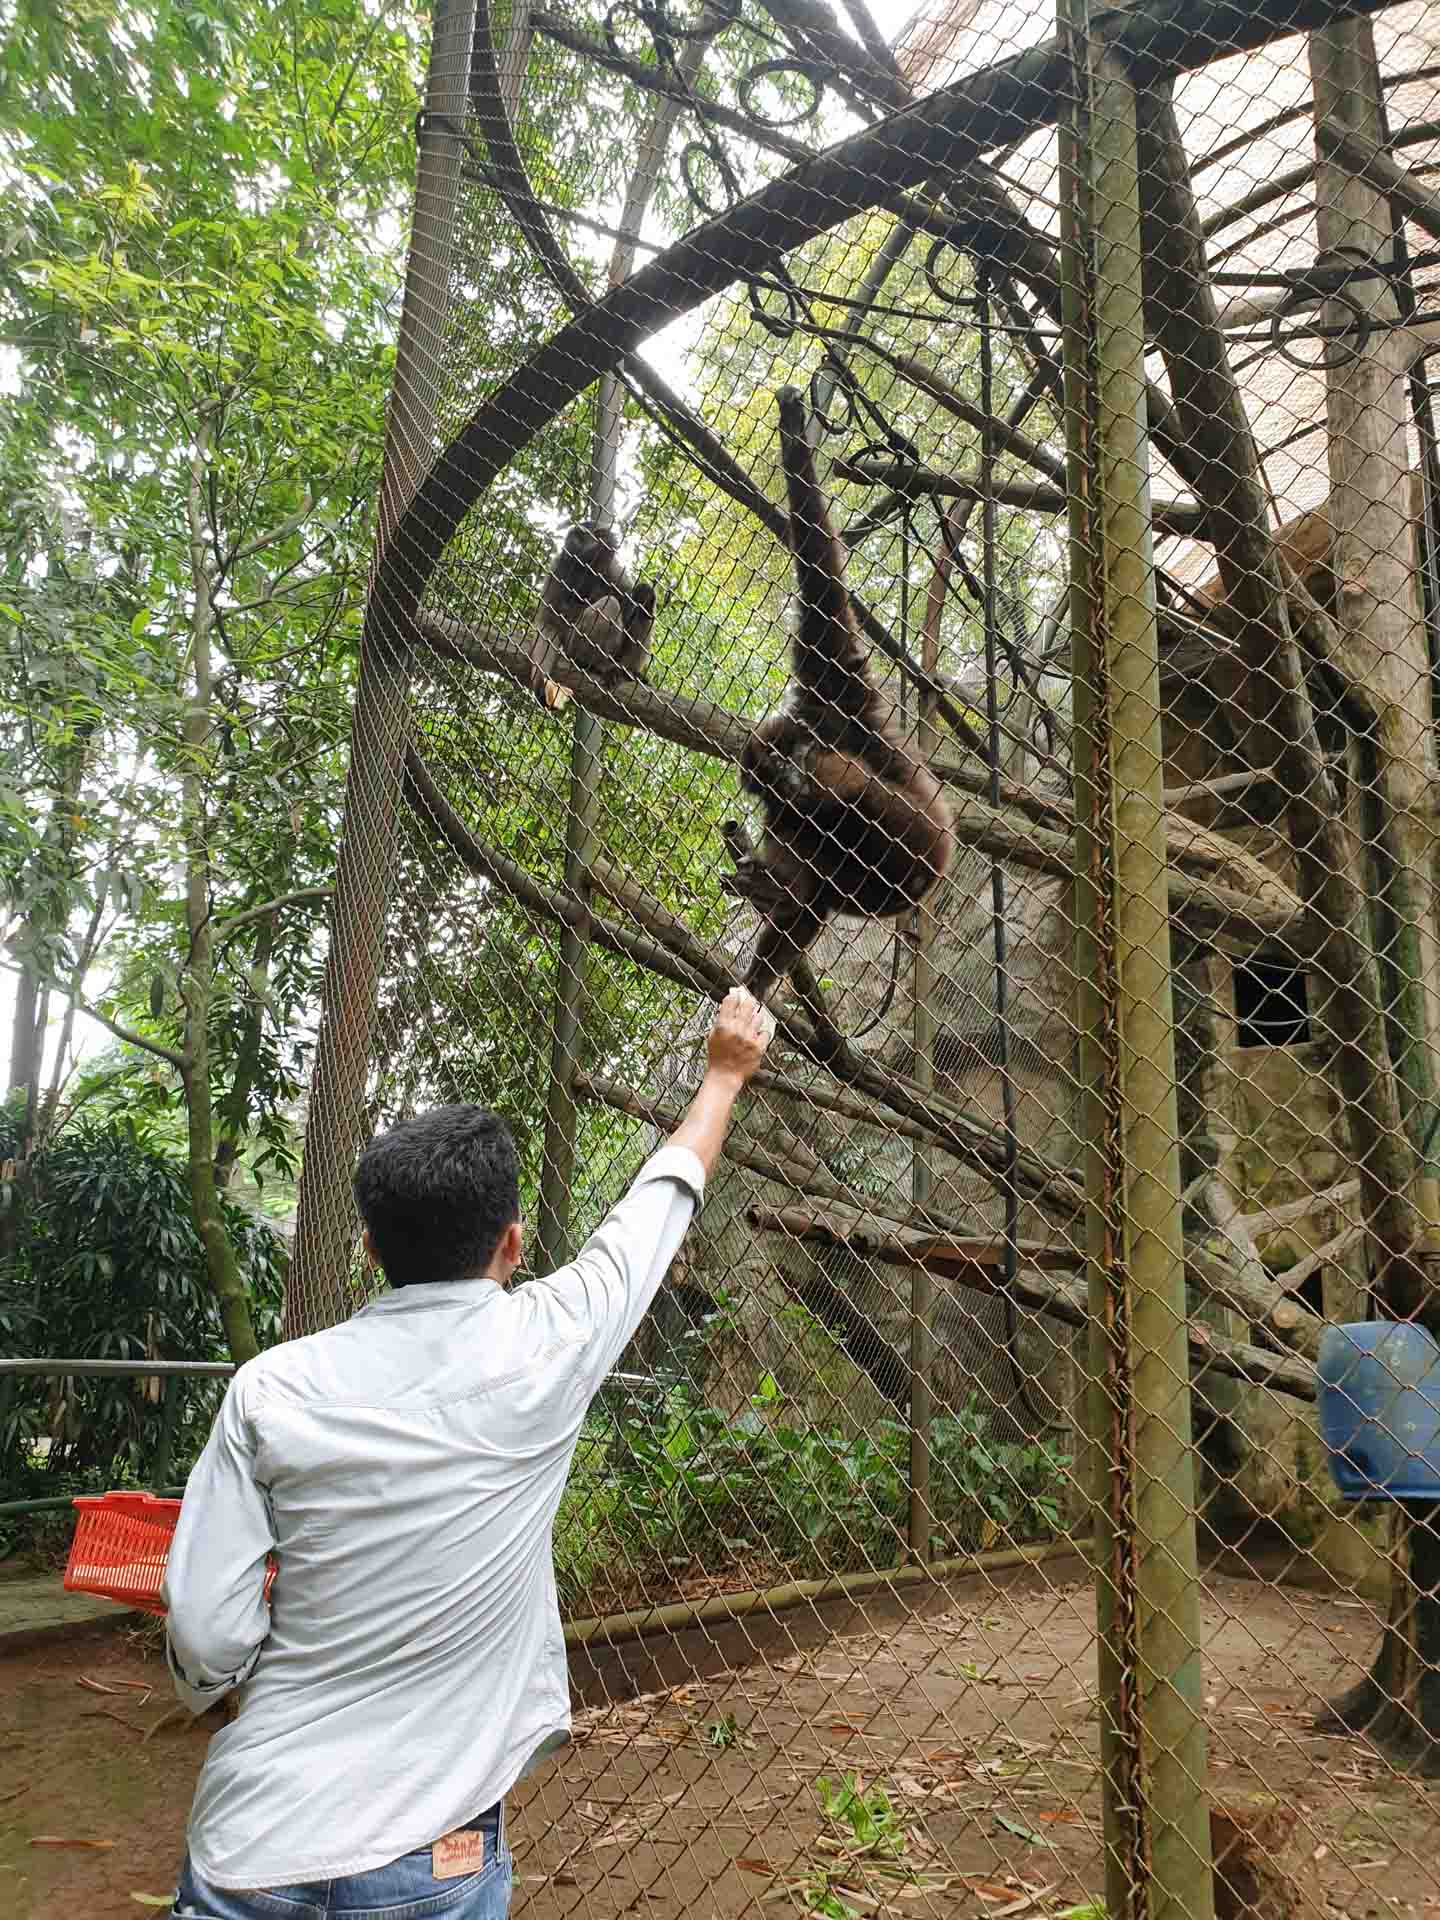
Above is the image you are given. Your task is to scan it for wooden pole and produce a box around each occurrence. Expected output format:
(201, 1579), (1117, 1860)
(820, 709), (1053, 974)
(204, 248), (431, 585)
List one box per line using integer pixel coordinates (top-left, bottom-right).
(909, 510), (936, 1566)
(1310, 21), (1440, 1189)
(1059, 17), (1214, 1920)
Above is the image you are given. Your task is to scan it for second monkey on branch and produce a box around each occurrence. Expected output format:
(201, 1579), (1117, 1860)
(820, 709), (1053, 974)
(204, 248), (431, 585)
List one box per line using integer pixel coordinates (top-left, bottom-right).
(526, 523), (655, 710)
(728, 387), (954, 1057)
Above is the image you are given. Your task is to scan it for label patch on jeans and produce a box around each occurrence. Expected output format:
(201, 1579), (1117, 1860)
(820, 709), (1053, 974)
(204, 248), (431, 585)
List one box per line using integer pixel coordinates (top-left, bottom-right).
(433, 1829), (485, 1879)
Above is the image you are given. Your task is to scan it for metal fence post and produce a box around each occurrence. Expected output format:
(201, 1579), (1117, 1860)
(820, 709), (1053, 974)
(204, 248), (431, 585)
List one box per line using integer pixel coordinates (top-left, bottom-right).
(1059, 15), (1216, 1920)
(286, 0), (476, 1334)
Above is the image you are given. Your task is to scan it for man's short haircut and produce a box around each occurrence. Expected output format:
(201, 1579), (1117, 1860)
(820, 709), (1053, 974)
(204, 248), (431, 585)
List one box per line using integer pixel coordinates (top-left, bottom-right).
(353, 1105), (520, 1287)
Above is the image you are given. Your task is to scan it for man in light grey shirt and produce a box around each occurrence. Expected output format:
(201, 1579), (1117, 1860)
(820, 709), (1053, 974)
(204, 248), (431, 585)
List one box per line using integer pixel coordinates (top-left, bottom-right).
(164, 988), (771, 1919)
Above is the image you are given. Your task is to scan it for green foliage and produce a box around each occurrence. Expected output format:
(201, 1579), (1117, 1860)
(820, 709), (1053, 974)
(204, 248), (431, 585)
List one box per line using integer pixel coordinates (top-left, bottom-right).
(815, 1774), (910, 1859)
(793, 1772), (923, 1918)
(549, 1378), (1069, 1613)
(0, 0), (428, 1216)
(0, 1111), (285, 1525)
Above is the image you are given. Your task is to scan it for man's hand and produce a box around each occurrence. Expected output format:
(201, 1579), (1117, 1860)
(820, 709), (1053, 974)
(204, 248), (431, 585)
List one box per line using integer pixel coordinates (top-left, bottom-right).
(669, 989), (773, 1177)
(706, 987), (773, 1087)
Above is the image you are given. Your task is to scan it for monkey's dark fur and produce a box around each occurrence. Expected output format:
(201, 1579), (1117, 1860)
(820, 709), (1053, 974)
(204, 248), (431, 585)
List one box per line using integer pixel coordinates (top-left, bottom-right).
(527, 523), (655, 708)
(732, 389), (953, 1046)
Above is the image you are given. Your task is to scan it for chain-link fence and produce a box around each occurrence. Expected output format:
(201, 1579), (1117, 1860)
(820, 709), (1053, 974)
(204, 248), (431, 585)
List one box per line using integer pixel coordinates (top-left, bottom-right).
(288, 0), (1440, 1913)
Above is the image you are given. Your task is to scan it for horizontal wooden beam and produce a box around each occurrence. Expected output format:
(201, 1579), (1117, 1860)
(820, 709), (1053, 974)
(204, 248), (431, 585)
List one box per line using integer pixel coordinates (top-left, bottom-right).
(749, 1203), (1317, 1400)
(415, 611), (1314, 959)
(832, 457), (1210, 535)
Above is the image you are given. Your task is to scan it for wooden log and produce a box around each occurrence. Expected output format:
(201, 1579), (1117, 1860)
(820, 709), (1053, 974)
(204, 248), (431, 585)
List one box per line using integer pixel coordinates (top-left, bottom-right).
(578, 1072), (991, 1243)
(1239, 1177), (1360, 1235)
(1187, 1242), (1325, 1360)
(415, 610), (1316, 959)
(1271, 1219), (1366, 1298)
(1162, 767), (1278, 811)
(1133, 81), (1438, 1322)
(1311, 23), (1440, 1209)
(749, 1203), (1317, 1401)
(1313, 122), (1440, 243)
(832, 458), (1208, 535)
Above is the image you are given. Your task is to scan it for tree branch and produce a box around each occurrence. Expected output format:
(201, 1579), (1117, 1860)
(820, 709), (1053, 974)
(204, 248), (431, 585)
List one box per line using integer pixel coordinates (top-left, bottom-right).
(415, 610), (1315, 957)
(78, 999), (187, 1072)
(227, 494), (314, 568)
(1317, 123), (1440, 241)
(404, 743), (1083, 1211)
(833, 457), (1209, 535)
(403, 747), (714, 996)
(216, 887), (334, 937)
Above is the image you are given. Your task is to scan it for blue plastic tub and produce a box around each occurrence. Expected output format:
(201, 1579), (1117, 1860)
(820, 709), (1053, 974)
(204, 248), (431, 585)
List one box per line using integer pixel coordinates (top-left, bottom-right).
(1317, 1320), (1440, 1501)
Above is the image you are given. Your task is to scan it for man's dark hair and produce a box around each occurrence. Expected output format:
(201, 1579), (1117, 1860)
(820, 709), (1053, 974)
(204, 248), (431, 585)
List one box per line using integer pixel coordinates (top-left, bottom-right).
(353, 1105), (520, 1287)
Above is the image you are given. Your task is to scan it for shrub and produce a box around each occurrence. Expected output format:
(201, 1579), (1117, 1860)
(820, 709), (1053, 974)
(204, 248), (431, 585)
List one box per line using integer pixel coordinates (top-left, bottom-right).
(0, 1114), (285, 1539)
(551, 1377), (1070, 1613)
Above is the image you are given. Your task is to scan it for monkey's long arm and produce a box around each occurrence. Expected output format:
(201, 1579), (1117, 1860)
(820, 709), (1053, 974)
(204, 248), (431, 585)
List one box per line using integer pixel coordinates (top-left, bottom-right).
(776, 385), (872, 721)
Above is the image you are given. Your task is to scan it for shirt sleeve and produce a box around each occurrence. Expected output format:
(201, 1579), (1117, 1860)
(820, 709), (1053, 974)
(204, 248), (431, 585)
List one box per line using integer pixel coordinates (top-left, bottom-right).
(162, 1370), (275, 1715)
(523, 1144), (706, 1403)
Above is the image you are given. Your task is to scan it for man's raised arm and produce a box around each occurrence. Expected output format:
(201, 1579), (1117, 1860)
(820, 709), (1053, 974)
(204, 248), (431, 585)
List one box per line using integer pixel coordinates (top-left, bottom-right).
(525, 988), (772, 1390)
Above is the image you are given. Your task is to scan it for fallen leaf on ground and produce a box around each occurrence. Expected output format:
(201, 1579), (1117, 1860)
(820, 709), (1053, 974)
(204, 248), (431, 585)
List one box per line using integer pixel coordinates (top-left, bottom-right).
(990, 1882), (1058, 1916)
(995, 1815), (1048, 1845)
(1037, 1809), (1082, 1824)
(736, 1858), (776, 1874)
(30, 1837), (117, 1851)
(129, 1898), (174, 1910)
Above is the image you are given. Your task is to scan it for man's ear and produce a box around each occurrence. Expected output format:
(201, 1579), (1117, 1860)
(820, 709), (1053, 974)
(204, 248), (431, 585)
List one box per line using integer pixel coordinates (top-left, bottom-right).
(500, 1220), (524, 1269)
(362, 1227), (380, 1272)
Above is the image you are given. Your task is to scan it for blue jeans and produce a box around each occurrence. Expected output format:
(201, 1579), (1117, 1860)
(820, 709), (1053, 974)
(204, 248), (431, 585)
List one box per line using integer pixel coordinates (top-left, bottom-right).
(171, 1804), (511, 1918)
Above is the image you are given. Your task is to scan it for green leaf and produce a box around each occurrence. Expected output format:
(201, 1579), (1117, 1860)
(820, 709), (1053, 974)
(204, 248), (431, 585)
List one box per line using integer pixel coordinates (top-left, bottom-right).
(995, 1816), (1048, 1845)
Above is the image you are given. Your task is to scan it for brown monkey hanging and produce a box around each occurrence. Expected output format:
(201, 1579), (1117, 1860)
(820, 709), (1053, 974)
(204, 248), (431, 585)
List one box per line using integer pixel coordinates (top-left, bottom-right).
(728, 387), (953, 1053)
(526, 523), (655, 710)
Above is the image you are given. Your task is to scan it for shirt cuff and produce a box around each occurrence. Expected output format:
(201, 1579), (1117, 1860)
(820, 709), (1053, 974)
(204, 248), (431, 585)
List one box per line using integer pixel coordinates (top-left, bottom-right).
(165, 1632), (261, 1716)
(632, 1144), (707, 1206)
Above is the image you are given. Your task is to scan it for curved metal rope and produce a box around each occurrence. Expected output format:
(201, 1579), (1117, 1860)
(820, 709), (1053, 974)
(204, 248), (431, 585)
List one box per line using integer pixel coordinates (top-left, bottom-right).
(370, 0), (1364, 650)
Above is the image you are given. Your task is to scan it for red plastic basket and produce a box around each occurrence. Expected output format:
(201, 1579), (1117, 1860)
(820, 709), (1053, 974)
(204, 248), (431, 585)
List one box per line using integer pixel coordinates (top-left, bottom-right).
(63, 1491), (279, 1616)
(64, 1491), (181, 1616)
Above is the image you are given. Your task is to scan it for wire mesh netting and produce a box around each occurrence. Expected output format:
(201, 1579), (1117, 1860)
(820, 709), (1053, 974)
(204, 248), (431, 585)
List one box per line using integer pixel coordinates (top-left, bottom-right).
(287, 0), (1440, 1913)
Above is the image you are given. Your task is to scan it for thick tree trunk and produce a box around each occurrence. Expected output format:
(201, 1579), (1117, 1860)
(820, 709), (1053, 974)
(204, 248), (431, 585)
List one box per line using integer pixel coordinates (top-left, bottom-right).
(7, 962), (41, 1126)
(1308, 19), (1440, 1766)
(184, 414), (259, 1367)
(1315, 1506), (1440, 1771)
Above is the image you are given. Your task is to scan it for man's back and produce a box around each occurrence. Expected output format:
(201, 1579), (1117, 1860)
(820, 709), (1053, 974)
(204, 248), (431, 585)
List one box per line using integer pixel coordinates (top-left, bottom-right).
(165, 1146), (707, 1891)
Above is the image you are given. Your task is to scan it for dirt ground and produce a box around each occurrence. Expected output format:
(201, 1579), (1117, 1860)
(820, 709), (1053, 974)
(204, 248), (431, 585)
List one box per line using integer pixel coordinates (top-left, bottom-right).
(2, 1558), (1438, 1920)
